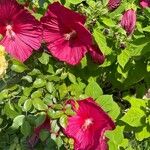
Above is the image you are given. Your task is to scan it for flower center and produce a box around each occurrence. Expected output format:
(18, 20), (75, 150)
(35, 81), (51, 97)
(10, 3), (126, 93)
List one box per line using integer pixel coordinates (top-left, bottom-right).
(64, 30), (77, 41)
(6, 25), (15, 39)
(82, 118), (93, 131)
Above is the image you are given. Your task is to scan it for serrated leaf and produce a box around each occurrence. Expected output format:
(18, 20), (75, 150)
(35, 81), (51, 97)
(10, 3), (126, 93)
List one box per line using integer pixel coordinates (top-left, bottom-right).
(106, 126), (129, 149)
(93, 28), (112, 55)
(135, 126), (150, 141)
(85, 81), (103, 99)
(121, 107), (145, 127)
(96, 95), (120, 120)
(117, 49), (130, 68)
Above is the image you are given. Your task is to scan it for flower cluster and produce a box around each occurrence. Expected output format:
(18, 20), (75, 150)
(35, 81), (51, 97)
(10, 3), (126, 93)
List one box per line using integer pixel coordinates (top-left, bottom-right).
(1, 0), (147, 149)
(0, 0), (105, 65)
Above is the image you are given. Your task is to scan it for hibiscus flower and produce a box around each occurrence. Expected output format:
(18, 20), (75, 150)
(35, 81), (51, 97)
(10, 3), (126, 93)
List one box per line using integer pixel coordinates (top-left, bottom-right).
(64, 97), (115, 150)
(0, 0), (42, 62)
(41, 2), (105, 65)
(120, 9), (136, 35)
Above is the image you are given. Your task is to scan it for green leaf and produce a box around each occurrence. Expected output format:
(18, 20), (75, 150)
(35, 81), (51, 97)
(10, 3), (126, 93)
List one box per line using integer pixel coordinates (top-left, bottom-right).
(68, 73), (76, 84)
(4, 103), (20, 119)
(102, 17), (116, 27)
(22, 75), (33, 83)
(23, 99), (32, 112)
(11, 115), (25, 129)
(117, 49), (130, 68)
(59, 115), (68, 128)
(121, 107), (145, 127)
(93, 28), (112, 55)
(40, 130), (50, 141)
(23, 87), (32, 97)
(48, 109), (64, 119)
(68, 0), (83, 4)
(21, 121), (31, 137)
(46, 82), (54, 93)
(143, 26), (150, 32)
(33, 78), (46, 88)
(85, 81), (103, 99)
(58, 83), (68, 99)
(11, 60), (28, 73)
(96, 95), (120, 120)
(35, 113), (46, 127)
(135, 126), (150, 141)
(33, 98), (48, 110)
(31, 89), (43, 98)
(38, 52), (50, 65)
(106, 126), (129, 149)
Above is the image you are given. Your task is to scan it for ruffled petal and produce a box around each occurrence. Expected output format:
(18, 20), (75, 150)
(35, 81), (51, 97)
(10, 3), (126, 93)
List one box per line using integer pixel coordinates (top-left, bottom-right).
(88, 45), (105, 64)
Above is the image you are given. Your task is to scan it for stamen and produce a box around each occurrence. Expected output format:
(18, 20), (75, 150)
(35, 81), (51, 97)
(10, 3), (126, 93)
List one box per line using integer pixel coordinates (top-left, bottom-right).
(82, 118), (93, 131)
(6, 25), (15, 39)
(64, 30), (77, 41)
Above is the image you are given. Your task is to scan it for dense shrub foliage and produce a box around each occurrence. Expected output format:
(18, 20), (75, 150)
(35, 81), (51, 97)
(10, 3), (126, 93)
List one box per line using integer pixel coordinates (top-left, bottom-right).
(0, 0), (150, 149)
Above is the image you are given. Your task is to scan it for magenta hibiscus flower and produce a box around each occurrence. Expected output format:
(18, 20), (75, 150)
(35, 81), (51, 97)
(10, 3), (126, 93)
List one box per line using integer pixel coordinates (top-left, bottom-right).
(140, 0), (150, 8)
(0, 0), (42, 62)
(121, 9), (136, 35)
(41, 2), (105, 65)
(64, 98), (115, 150)
(108, 0), (121, 11)
(28, 117), (50, 147)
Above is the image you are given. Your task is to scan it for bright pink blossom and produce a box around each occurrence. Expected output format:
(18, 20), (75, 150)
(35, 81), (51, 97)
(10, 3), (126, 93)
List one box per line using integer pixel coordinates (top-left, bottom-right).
(41, 2), (105, 65)
(140, 0), (150, 8)
(64, 98), (115, 150)
(108, 0), (121, 11)
(121, 9), (136, 35)
(28, 117), (50, 147)
(0, 0), (42, 62)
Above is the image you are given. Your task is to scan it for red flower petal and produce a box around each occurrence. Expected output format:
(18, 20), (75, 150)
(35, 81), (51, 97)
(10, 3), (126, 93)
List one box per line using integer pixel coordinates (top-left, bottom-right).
(88, 45), (105, 64)
(0, 0), (42, 62)
(44, 2), (86, 24)
(64, 98), (115, 150)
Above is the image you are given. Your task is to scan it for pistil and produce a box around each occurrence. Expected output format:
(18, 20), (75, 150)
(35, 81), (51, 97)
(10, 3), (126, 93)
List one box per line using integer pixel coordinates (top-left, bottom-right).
(64, 30), (77, 41)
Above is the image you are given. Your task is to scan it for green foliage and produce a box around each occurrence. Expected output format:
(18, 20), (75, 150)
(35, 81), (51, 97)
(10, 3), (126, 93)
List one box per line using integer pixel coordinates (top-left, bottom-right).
(1, 0), (150, 149)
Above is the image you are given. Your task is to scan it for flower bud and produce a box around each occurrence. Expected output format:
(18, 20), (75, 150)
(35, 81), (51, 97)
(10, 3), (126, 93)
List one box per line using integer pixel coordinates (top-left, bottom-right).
(121, 9), (136, 35)
(140, 0), (150, 8)
(108, 0), (121, 11)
